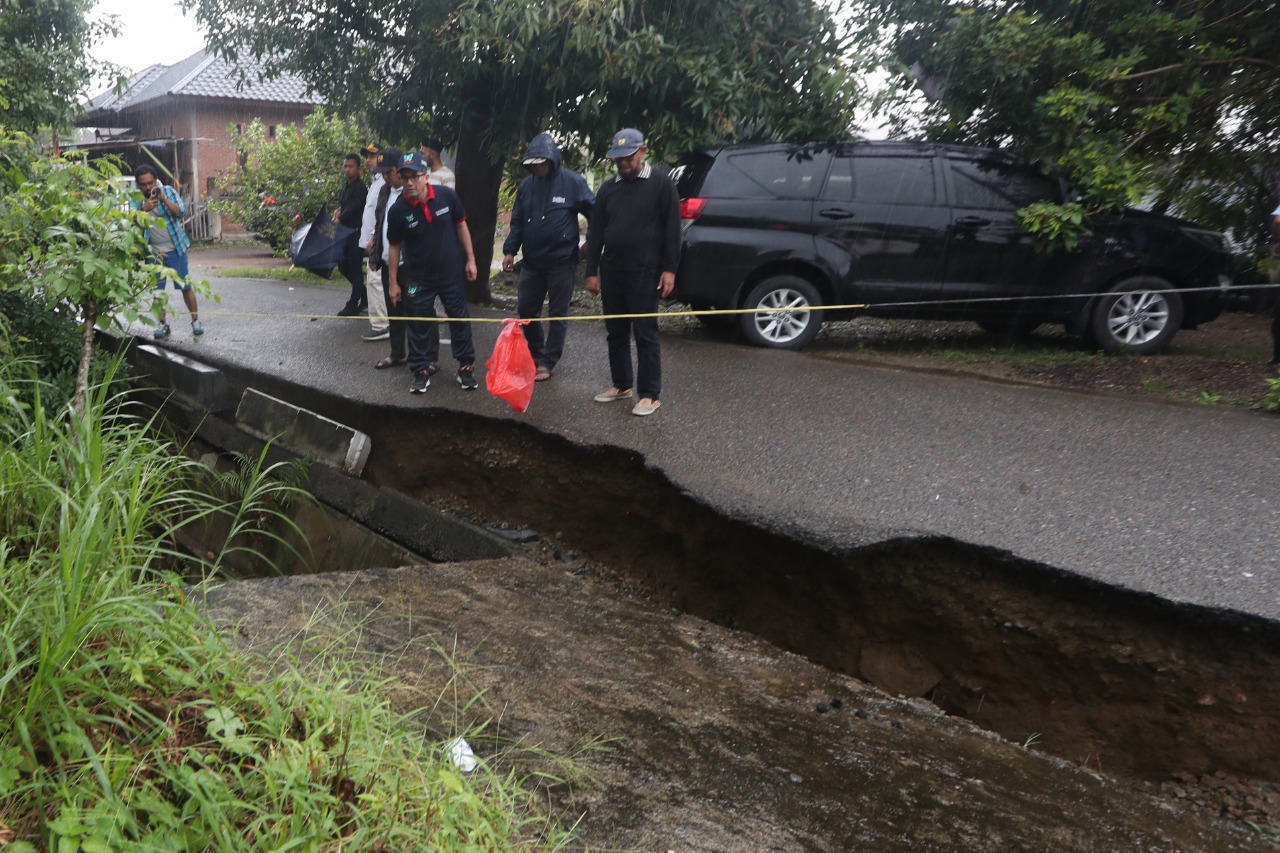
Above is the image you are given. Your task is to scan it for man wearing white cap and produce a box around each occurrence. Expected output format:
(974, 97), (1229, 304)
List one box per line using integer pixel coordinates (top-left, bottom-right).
(584, 128), (681, 417)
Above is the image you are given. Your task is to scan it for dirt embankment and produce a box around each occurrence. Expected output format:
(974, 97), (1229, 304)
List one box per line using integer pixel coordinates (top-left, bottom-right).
(174, 380), (1280, 848)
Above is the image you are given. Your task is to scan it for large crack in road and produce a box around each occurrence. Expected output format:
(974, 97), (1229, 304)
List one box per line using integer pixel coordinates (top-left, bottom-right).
(181, 362), (1280, 790)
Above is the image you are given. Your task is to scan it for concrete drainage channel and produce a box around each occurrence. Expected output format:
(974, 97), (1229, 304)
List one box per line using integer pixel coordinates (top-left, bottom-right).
(131, 340), (1280, 796)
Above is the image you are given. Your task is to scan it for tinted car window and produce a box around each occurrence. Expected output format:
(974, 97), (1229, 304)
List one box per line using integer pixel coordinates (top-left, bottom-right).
(820, 152), (937, 204)
(855, 154), (936, 205)
(727, 149), (830, 199)
(673, 151), (715, 198)
(948, 155), (1060, 210)
(820, 156), (853, 201)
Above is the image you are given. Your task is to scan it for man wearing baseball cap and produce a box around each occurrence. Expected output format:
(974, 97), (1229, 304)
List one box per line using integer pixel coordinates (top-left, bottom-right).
(584, 127), (681, 417)
(367, 147), (430, 370)
(385, 152), (479, 394)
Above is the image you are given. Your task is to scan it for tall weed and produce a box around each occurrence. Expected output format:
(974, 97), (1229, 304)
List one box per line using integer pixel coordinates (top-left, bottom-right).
(0, 358), (576, 851)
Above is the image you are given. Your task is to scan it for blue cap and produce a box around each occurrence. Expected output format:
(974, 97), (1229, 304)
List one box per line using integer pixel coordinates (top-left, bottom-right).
(398, 152), (428, 174)
(606, 128), (645, 158)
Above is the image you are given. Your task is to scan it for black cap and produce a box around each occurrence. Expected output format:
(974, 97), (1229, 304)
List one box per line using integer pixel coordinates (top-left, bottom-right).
(375, 146), (402, 173)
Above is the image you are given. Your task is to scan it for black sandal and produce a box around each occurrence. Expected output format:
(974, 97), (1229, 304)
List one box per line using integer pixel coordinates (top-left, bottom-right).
(374, 356), (408, 370)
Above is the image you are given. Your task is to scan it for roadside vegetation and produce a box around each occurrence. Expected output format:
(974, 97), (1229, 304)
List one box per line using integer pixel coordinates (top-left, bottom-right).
(211, 110), (367, 255)
(0, 356), (578, 850)
(0, 127), (578, 848)
(215, 265), (339, 284)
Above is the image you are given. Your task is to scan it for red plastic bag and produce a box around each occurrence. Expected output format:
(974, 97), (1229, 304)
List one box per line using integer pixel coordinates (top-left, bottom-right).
(485, 319), (537, 413)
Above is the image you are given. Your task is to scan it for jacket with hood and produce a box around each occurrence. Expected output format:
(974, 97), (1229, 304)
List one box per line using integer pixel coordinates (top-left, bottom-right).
(502, 133), (595, 268)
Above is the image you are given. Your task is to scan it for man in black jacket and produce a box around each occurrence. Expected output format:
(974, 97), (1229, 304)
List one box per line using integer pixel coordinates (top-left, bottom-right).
(584, 128), (681, 417)
(335, 153), (369, 316)
(502, 132), (595, 380)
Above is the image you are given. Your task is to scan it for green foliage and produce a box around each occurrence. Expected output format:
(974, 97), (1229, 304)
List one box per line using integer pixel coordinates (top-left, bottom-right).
(1018, 201), (1088, 252)
(0, 136), (191, 413)
(0, 0), (127, 133)
(211, 109), (367, 253)
(194, 0), (855, 156)
(1262, 377), (1280, 413)
(436, 0), (858, 156)
(0, 359), (576, 850)
(215, 265), (336, 283)
(857, 0), (1280, 250)
(0, 290), (81, 403)
(187, 0), (857, 296)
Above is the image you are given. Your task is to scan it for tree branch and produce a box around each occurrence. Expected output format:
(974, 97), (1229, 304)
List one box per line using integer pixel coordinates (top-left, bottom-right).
(1112, 56), (1280, 82)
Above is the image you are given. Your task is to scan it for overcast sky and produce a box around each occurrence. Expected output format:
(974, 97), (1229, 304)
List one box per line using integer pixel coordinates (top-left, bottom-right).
(90, 0), (208, 88)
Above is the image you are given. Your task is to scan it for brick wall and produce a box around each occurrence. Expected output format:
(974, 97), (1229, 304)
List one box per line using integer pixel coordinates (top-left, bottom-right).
(129, 98), (316, 199)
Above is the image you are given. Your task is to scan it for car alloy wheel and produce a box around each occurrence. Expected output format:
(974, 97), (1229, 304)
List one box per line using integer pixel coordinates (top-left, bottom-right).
(739, 275), (824, 350)
(1089, 276), (1184, 355)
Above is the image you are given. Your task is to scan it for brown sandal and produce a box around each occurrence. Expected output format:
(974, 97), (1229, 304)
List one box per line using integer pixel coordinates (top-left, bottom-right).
(535, 367), (553, 382)
(374, 356), (407, 370)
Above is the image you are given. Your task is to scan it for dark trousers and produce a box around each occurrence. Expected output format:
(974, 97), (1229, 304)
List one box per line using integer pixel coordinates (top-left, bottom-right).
(380, 264), (412, 361)
(517, 260), (576, 370)
(338, 234), (365, 306)
(600, 267), (661, 400)
(1271, 299), (1280, 363)
(404, 277), (474, 374)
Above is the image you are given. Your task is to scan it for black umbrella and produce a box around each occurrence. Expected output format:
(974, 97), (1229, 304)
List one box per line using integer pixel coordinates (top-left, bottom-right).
(290, 205), (355, 279)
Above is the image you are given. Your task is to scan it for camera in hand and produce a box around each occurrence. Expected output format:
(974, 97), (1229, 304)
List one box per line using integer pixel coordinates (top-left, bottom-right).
(149, 187), (161, 199)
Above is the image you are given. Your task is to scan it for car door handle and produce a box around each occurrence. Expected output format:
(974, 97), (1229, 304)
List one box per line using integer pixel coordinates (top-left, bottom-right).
(954, 216), (991, 227)
(819, 208), (855, 220)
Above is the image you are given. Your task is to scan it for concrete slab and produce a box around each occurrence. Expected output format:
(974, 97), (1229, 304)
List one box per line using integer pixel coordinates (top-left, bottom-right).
(235, 388), (371, 476)
(131, 343), (233, 413)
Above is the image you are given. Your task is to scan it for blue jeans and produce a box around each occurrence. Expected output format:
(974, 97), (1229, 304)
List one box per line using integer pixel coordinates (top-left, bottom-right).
(517, 260), (576, 370)
(404, 277), (474, 374)
(600, 267), (661, 400)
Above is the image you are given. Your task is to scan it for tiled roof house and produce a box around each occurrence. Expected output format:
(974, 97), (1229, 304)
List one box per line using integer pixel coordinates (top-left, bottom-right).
(76, 49), (324, 209)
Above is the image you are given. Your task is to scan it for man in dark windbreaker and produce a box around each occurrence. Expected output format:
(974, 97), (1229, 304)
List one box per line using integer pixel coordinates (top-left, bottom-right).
(501, 133), (595, 381)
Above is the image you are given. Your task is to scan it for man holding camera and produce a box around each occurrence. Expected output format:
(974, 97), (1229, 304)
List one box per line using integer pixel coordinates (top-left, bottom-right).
(133, 164), (201, 340)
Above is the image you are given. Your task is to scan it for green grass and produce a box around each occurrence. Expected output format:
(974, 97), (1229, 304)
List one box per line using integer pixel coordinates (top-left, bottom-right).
(0, 357), (578, 851)
(214, 266), (340, 284)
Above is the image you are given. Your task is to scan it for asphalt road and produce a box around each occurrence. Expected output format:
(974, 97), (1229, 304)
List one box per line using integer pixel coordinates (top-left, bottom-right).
(145, 269), (1280, 622)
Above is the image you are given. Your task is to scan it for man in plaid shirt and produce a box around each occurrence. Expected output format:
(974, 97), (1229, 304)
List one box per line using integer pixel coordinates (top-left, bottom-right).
(133, 164), (201, 340)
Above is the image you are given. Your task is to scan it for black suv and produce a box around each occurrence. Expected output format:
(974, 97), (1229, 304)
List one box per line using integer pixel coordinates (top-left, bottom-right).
(672, 142), (1233, 353)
